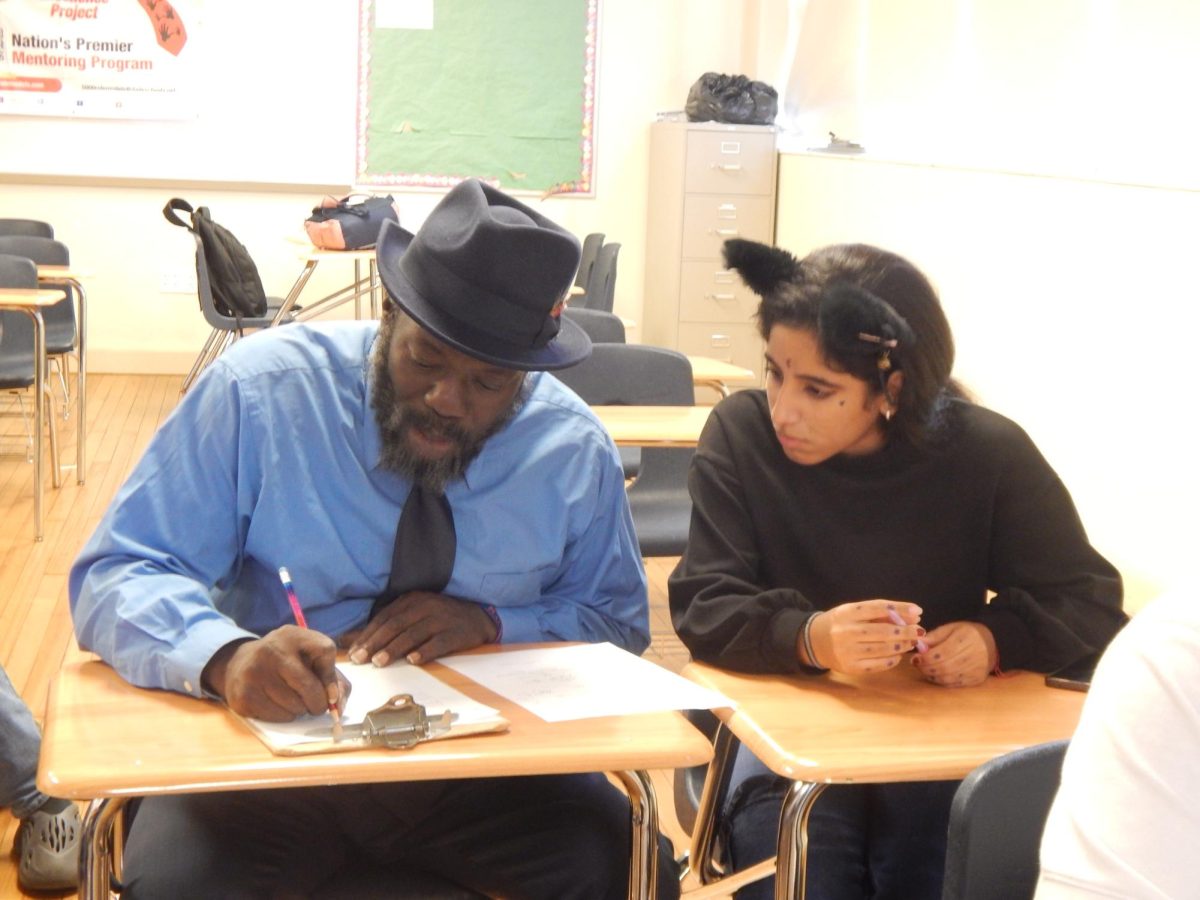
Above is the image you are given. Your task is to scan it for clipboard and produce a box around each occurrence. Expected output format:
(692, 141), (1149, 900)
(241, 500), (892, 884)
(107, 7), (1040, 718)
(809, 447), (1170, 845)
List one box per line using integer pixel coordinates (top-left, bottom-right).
(232, 662), (509, 756)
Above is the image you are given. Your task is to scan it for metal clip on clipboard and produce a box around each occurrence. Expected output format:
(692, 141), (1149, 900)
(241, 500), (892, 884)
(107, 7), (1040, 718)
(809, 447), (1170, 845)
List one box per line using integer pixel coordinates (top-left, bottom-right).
(360, 694), (456, 748)
(308, 694), (457, 749)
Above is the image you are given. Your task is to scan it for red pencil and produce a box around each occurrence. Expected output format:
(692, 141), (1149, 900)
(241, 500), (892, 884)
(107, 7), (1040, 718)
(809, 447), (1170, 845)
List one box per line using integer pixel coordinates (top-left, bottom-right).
(279, 567), (341, 737)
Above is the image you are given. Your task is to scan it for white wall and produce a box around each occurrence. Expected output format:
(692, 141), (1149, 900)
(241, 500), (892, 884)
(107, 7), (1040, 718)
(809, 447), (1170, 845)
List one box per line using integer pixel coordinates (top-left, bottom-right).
(0, 0), (756, 372)
(775, 151), (1198, 603)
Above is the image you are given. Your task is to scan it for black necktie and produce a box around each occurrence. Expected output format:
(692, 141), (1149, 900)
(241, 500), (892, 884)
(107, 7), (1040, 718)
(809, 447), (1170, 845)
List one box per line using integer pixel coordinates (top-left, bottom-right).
(372, 484), (456, 618)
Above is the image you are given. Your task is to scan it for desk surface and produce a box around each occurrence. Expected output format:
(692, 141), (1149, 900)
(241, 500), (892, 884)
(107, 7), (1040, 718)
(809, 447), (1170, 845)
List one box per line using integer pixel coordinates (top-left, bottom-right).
(0, 287), (66, 305)
(40, 647), (713, 799)
(35, 265), (89, 281)
(592, 405), (712, 448)
(686, 356), (758, 387)
(683, 661), (1086, 783)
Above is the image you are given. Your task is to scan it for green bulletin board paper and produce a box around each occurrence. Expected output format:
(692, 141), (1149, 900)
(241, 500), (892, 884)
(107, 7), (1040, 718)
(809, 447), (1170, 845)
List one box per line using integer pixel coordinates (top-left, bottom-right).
(357, 0), (596, 195)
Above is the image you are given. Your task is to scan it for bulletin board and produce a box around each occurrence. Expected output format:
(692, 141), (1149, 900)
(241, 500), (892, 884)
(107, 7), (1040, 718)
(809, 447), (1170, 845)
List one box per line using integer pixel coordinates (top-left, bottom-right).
(356, 0), (597, 196)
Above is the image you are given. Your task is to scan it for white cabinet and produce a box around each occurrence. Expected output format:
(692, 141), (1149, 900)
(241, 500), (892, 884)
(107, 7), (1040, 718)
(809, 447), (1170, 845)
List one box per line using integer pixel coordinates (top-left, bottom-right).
(642, 121), (777, 385)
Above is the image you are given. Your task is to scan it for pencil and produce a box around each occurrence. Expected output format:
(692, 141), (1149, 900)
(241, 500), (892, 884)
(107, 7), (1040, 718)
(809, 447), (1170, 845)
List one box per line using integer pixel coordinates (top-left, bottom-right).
(888, 607), (930, 654)
(279, 566), (342, 738)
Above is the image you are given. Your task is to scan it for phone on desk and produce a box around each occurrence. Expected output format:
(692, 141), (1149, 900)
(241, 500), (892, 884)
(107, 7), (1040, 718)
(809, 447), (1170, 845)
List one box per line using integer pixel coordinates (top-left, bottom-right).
(1045, 654), (1100, 692)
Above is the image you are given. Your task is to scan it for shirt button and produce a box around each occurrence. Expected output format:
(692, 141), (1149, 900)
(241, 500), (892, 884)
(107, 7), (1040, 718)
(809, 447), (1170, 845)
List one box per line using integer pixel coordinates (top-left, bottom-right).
(183, 680), (194, 694)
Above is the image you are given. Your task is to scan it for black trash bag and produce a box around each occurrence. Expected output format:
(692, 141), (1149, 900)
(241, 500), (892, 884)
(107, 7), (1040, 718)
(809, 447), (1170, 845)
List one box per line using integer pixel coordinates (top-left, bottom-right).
(685, 72), (778, 125)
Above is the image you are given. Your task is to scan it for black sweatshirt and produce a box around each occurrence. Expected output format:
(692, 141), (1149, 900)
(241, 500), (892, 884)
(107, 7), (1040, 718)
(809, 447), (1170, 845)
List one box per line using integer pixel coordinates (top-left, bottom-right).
(669, 391), (1126, 675)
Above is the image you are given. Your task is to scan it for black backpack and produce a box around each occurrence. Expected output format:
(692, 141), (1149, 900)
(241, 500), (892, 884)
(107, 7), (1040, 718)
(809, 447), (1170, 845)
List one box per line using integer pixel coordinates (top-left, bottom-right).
(163, 198), (268, 320)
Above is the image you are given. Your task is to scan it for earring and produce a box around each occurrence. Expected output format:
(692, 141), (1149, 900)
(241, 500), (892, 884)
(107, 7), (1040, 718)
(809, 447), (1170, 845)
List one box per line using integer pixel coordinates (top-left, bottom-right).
(883, 407), (894, 422)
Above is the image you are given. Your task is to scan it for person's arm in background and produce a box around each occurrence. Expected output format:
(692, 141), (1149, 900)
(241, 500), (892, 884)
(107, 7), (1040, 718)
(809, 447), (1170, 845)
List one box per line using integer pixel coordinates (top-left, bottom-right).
(69, 359), (262, 699)
(669, 406), (821, 674)
(970, 418), (1126, 677)
(497, 431), (650, 653)
(1035, 590), (1200, 899)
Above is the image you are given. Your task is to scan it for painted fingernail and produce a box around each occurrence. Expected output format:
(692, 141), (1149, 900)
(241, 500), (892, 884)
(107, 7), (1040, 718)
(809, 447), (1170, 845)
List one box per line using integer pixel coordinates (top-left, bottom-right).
(372, 650), (389, 667)
(349, 648), (368, 664)
(917, 627), (927, 637)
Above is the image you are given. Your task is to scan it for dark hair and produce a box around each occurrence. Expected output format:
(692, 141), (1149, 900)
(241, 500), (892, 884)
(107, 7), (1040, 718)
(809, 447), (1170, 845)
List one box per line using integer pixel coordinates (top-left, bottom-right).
(724, 240), (963, 445)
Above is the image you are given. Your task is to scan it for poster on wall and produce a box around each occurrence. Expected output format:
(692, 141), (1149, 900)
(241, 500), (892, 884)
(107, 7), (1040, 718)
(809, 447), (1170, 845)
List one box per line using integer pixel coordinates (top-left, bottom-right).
(0, 0), (198, 119)
(357, 0), (597, 196)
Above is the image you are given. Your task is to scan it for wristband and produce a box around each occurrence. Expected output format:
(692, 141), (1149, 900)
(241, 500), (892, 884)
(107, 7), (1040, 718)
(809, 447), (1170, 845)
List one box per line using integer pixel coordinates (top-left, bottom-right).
(802, 614), (828, 671)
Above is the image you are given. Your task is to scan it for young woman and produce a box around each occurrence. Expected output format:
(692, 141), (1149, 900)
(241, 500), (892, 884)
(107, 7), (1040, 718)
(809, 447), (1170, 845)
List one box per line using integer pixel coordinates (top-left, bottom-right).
(669, 240), (1126, 900)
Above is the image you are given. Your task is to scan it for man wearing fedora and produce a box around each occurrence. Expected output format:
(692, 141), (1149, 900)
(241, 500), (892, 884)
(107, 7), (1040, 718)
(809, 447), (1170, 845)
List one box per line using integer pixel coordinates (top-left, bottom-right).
(70, 180), (677, 898)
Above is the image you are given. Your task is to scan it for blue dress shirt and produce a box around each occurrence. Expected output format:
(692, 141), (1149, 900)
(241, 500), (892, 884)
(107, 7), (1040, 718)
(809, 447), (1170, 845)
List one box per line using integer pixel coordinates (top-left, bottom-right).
(69, 322), (648, 698)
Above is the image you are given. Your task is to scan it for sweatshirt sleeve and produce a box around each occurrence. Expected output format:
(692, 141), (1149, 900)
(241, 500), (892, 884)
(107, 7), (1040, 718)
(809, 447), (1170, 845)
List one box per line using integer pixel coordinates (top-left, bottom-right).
(668, 404), (817, 674)
(976, 421), (1126, 673)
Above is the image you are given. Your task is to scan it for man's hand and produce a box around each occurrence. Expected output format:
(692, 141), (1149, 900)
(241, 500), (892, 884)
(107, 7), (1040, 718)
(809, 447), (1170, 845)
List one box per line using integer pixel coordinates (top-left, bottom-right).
(805, 599), (924, 675)
(913, 621), (997, 687)
(201, 626), (349, 722)
(346, 591), (497, 667)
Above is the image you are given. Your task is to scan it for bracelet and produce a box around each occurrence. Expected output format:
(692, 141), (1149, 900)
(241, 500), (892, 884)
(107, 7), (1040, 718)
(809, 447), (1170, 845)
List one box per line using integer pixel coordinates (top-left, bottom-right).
(802, 614), (828, 671)
(483, 604), (503, 643)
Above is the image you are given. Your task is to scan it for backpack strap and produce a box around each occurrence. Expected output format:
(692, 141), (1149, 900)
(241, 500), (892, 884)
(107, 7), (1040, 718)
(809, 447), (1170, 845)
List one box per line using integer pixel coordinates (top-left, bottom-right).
(163, 198), (196, 231)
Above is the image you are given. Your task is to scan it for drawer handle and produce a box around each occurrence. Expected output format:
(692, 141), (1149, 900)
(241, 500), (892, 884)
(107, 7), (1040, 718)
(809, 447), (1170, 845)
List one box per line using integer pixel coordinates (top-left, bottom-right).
(711, 163), (743, 172)
(710, 228), (739, 237)
(706, 293), (737, 302)
(709, 335), (733, 348)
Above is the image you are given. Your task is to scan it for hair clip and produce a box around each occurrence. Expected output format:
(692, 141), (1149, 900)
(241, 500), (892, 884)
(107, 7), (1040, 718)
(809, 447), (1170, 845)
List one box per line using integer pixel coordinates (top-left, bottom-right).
(857, 332), (898, 371)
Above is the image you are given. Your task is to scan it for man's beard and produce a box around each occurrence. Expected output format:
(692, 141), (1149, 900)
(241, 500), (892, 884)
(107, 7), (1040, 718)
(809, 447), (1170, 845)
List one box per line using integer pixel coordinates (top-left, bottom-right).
(370, 327), (526, 493)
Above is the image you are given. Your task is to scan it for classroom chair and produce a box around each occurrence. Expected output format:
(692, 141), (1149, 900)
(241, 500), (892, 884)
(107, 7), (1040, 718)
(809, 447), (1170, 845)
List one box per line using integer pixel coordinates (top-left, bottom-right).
(554, 343), (694, 556)
(0, 235), (78, 419)
(562, 307), (626, 343)
(574, 231), (604, 289)
(0, 253), (62, 486)
(0, 218), (55, 238)
(176, 217), (294, 394)
(578, 242), (620, 313)
(941, 739), (1069, 900)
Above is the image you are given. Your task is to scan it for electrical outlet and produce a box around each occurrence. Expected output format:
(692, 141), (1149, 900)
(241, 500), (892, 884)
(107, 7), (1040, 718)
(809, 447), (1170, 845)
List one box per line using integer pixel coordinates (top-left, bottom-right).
(159, 270), (196, 294)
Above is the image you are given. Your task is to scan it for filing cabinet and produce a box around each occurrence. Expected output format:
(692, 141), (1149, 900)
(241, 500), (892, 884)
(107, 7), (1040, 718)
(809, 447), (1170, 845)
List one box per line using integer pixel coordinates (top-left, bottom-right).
(642, 120), (777, 386)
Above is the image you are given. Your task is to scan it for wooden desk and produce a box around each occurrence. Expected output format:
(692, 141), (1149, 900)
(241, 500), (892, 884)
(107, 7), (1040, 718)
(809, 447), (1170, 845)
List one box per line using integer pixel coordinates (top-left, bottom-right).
(34, 266), (87, 484)
(592, 405), (712, 447)
(0, 287), (67, 541)
(273, 246), (381, 325)
(686, 356), (758, 398)
(40, 648), (712, 900)
(680, 662), (1086, 899)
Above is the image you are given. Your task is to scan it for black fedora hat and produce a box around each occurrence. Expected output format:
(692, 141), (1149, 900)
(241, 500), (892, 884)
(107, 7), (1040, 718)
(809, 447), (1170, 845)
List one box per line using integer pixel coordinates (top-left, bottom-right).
(376, 179), (591, 371)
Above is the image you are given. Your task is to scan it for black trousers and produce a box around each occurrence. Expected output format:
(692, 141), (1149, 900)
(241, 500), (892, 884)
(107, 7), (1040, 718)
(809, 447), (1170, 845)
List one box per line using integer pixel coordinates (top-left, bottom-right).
(121, 773), (680, 899)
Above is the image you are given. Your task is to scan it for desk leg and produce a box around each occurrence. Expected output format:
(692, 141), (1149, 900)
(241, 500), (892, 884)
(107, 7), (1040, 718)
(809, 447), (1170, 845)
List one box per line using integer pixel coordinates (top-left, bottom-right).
(274, 260), (318, 325)
(353, 259), (363, 319)
(689, 723), (740, 885)
(70, 278), (86, 483)
(21, 309), (46, 541)
(614, 769), (659, 900)
(370, 260), (380, 319)
(80, 797), (127, 900)
(775, 781), (828, 900)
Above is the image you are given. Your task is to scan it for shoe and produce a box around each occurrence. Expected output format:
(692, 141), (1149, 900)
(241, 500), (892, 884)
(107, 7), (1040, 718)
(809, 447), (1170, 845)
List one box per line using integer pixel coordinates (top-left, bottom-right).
(16, 801), (81, 892)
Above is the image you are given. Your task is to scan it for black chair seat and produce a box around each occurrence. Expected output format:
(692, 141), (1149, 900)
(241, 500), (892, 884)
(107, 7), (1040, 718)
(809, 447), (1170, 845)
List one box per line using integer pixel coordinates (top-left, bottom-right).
(941, 739), (1069, 900)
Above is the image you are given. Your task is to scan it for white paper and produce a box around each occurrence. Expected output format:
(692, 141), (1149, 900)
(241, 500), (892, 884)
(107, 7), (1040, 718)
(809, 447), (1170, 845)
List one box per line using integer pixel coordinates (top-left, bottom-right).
(244, 660), (500, 749)
(374, 0), (434, 30)
(439, 643), (735, 722)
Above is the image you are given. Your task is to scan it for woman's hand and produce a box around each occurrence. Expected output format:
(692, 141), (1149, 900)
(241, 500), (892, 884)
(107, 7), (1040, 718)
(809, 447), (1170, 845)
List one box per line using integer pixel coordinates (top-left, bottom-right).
(913, 621), (997, 687)
(804, 599), (924, 675)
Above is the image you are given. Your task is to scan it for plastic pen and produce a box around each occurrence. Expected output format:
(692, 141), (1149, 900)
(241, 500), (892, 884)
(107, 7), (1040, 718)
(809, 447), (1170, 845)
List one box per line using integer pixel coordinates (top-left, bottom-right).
(279, 566), (342, 738)
(888, 607), (929, 654)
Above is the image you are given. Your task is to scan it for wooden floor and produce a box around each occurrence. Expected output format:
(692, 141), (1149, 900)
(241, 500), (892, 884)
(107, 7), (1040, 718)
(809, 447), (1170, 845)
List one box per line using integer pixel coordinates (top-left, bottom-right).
(0, 373), (712, 899)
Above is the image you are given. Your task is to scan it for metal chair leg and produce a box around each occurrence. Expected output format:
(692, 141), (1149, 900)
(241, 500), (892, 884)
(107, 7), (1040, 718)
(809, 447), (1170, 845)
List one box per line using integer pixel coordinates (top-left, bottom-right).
(181, 328), (223, 394)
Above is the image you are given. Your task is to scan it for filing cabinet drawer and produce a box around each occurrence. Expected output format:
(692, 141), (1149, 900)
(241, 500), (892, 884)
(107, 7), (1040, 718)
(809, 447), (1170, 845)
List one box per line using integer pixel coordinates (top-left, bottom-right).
(678, 322), (764, 378)
(684, 130), (776, 196)
(679, 261), (759, 323)
(681, 195), (775, 259)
